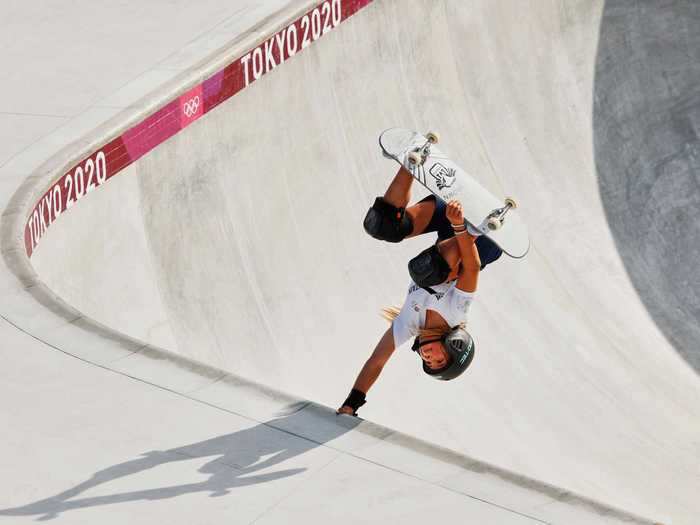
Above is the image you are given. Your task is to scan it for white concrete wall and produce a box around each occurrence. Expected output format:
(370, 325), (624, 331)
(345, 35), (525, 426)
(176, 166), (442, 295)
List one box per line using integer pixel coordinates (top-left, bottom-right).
(28, 1), (700, 522)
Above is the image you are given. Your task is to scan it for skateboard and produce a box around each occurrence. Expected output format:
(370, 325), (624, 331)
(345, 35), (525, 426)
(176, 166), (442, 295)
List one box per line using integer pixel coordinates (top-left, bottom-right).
(379, 128), (530, 259)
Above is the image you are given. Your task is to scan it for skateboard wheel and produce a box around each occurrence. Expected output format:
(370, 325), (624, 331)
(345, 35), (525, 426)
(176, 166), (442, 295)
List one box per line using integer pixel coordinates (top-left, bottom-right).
(407, 151), (422, 165)
(487, 217), (502, 231)
(505, 197), (518, 209)
(426, 132), (439, 144)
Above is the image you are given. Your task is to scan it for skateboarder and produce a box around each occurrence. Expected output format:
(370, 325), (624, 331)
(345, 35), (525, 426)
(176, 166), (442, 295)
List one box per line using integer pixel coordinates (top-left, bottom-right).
(337, 168), (502, 416)
(364, 166), (503, 275)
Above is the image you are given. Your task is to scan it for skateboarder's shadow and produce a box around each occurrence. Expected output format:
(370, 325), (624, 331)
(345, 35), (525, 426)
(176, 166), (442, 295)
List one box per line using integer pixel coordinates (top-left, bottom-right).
(0, 402), (359, 521)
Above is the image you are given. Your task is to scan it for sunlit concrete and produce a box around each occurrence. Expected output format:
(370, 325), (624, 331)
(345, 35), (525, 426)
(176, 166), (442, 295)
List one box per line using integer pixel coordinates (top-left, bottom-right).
(2, 1), (700, 524)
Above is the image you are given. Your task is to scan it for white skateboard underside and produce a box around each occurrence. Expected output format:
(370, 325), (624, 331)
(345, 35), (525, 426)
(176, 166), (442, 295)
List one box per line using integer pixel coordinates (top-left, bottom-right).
(379, 128), (530, 258)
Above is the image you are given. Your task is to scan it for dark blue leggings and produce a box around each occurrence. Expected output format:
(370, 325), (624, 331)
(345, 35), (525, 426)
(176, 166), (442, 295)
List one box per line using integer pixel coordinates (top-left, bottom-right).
(418, 195), (503, 270)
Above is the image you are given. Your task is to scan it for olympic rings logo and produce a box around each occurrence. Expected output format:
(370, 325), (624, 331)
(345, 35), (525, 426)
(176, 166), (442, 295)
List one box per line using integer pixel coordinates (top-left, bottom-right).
(183, 96), (200, 118)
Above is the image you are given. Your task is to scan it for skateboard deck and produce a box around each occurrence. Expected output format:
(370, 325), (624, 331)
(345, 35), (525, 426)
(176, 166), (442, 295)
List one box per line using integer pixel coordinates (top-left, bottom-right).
(379, 128), (529, 258)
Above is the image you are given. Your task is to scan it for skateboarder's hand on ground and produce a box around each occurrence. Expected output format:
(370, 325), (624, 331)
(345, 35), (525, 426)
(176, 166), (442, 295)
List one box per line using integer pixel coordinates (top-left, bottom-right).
(446, 199), (465, 227)
(336, 405), (356, 416)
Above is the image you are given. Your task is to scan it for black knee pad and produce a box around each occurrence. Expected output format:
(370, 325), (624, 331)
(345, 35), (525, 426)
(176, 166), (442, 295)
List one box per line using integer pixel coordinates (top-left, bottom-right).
(363, 197), (413, 243)
(408, 245), (451, 288)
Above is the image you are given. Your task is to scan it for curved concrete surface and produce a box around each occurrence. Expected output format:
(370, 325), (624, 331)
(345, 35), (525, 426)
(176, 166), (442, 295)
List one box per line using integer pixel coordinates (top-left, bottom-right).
(594, 1), (700, 373)
(2, 0), (700, 523)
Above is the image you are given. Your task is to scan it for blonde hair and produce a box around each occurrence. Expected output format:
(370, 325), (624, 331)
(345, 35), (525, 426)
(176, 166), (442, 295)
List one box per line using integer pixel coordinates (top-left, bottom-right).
(381, 306), (465, 340)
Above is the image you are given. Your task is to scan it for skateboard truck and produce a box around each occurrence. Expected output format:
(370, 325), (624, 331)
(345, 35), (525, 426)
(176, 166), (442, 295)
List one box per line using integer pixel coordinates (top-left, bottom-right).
(407, 132), (440, 166)
(486, 198), (518, 231)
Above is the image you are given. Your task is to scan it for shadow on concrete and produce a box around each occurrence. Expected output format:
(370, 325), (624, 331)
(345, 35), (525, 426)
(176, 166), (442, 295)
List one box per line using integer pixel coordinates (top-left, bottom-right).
(594, 1), (700, 372)
(0, 403), (359, 521)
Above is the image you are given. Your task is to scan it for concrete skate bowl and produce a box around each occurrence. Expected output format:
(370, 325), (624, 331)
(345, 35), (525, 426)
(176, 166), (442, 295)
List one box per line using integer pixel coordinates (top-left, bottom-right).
(594, 1), (700, 373)
(6, 0), (700, 523)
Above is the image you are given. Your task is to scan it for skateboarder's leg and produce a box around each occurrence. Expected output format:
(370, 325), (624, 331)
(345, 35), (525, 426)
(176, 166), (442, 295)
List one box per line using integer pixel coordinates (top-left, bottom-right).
(436, 235), (502, 271)
(363, 167), (416, 243)
(407, 243), (452, 287)
(407, 195), (452, 239)
(474, 235), (503, 269)
(381, 167), (413, 208)
(363, 168), (449, 242)
(407, 198), (502, 268)
(405, 197), (438, 238)
(434, 235), (503, 271)
(408, 235), (502, 287)
(407, 236), (462, 287)
(437, 237), (462, 278)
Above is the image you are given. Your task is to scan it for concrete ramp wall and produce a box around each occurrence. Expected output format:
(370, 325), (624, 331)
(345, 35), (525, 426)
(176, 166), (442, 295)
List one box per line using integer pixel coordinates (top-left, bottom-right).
(15, 0), (700, 522)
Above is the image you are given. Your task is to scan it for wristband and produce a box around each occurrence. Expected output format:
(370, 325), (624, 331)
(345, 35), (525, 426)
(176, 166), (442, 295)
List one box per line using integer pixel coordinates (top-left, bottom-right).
(341, 389), (367, 415)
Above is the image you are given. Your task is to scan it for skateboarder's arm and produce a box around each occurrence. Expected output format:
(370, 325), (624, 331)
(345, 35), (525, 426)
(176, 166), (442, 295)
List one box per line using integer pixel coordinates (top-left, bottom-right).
(337, 327), (395, 414)
(352, 326), (396, 392)
(446, 200), (480, 293)
(455, 233), (480, 293)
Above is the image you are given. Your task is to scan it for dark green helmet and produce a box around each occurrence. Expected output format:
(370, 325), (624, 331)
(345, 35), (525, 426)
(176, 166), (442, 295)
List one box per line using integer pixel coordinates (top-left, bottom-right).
(412, 327), (475, 381)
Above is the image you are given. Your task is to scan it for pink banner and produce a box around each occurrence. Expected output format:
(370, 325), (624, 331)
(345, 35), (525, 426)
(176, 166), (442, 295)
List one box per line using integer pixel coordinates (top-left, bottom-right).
(25, 0), (373, 257)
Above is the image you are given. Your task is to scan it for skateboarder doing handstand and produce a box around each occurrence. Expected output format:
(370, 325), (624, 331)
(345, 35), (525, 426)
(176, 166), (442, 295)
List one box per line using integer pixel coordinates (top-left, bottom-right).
(337, 167), (503, 416)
